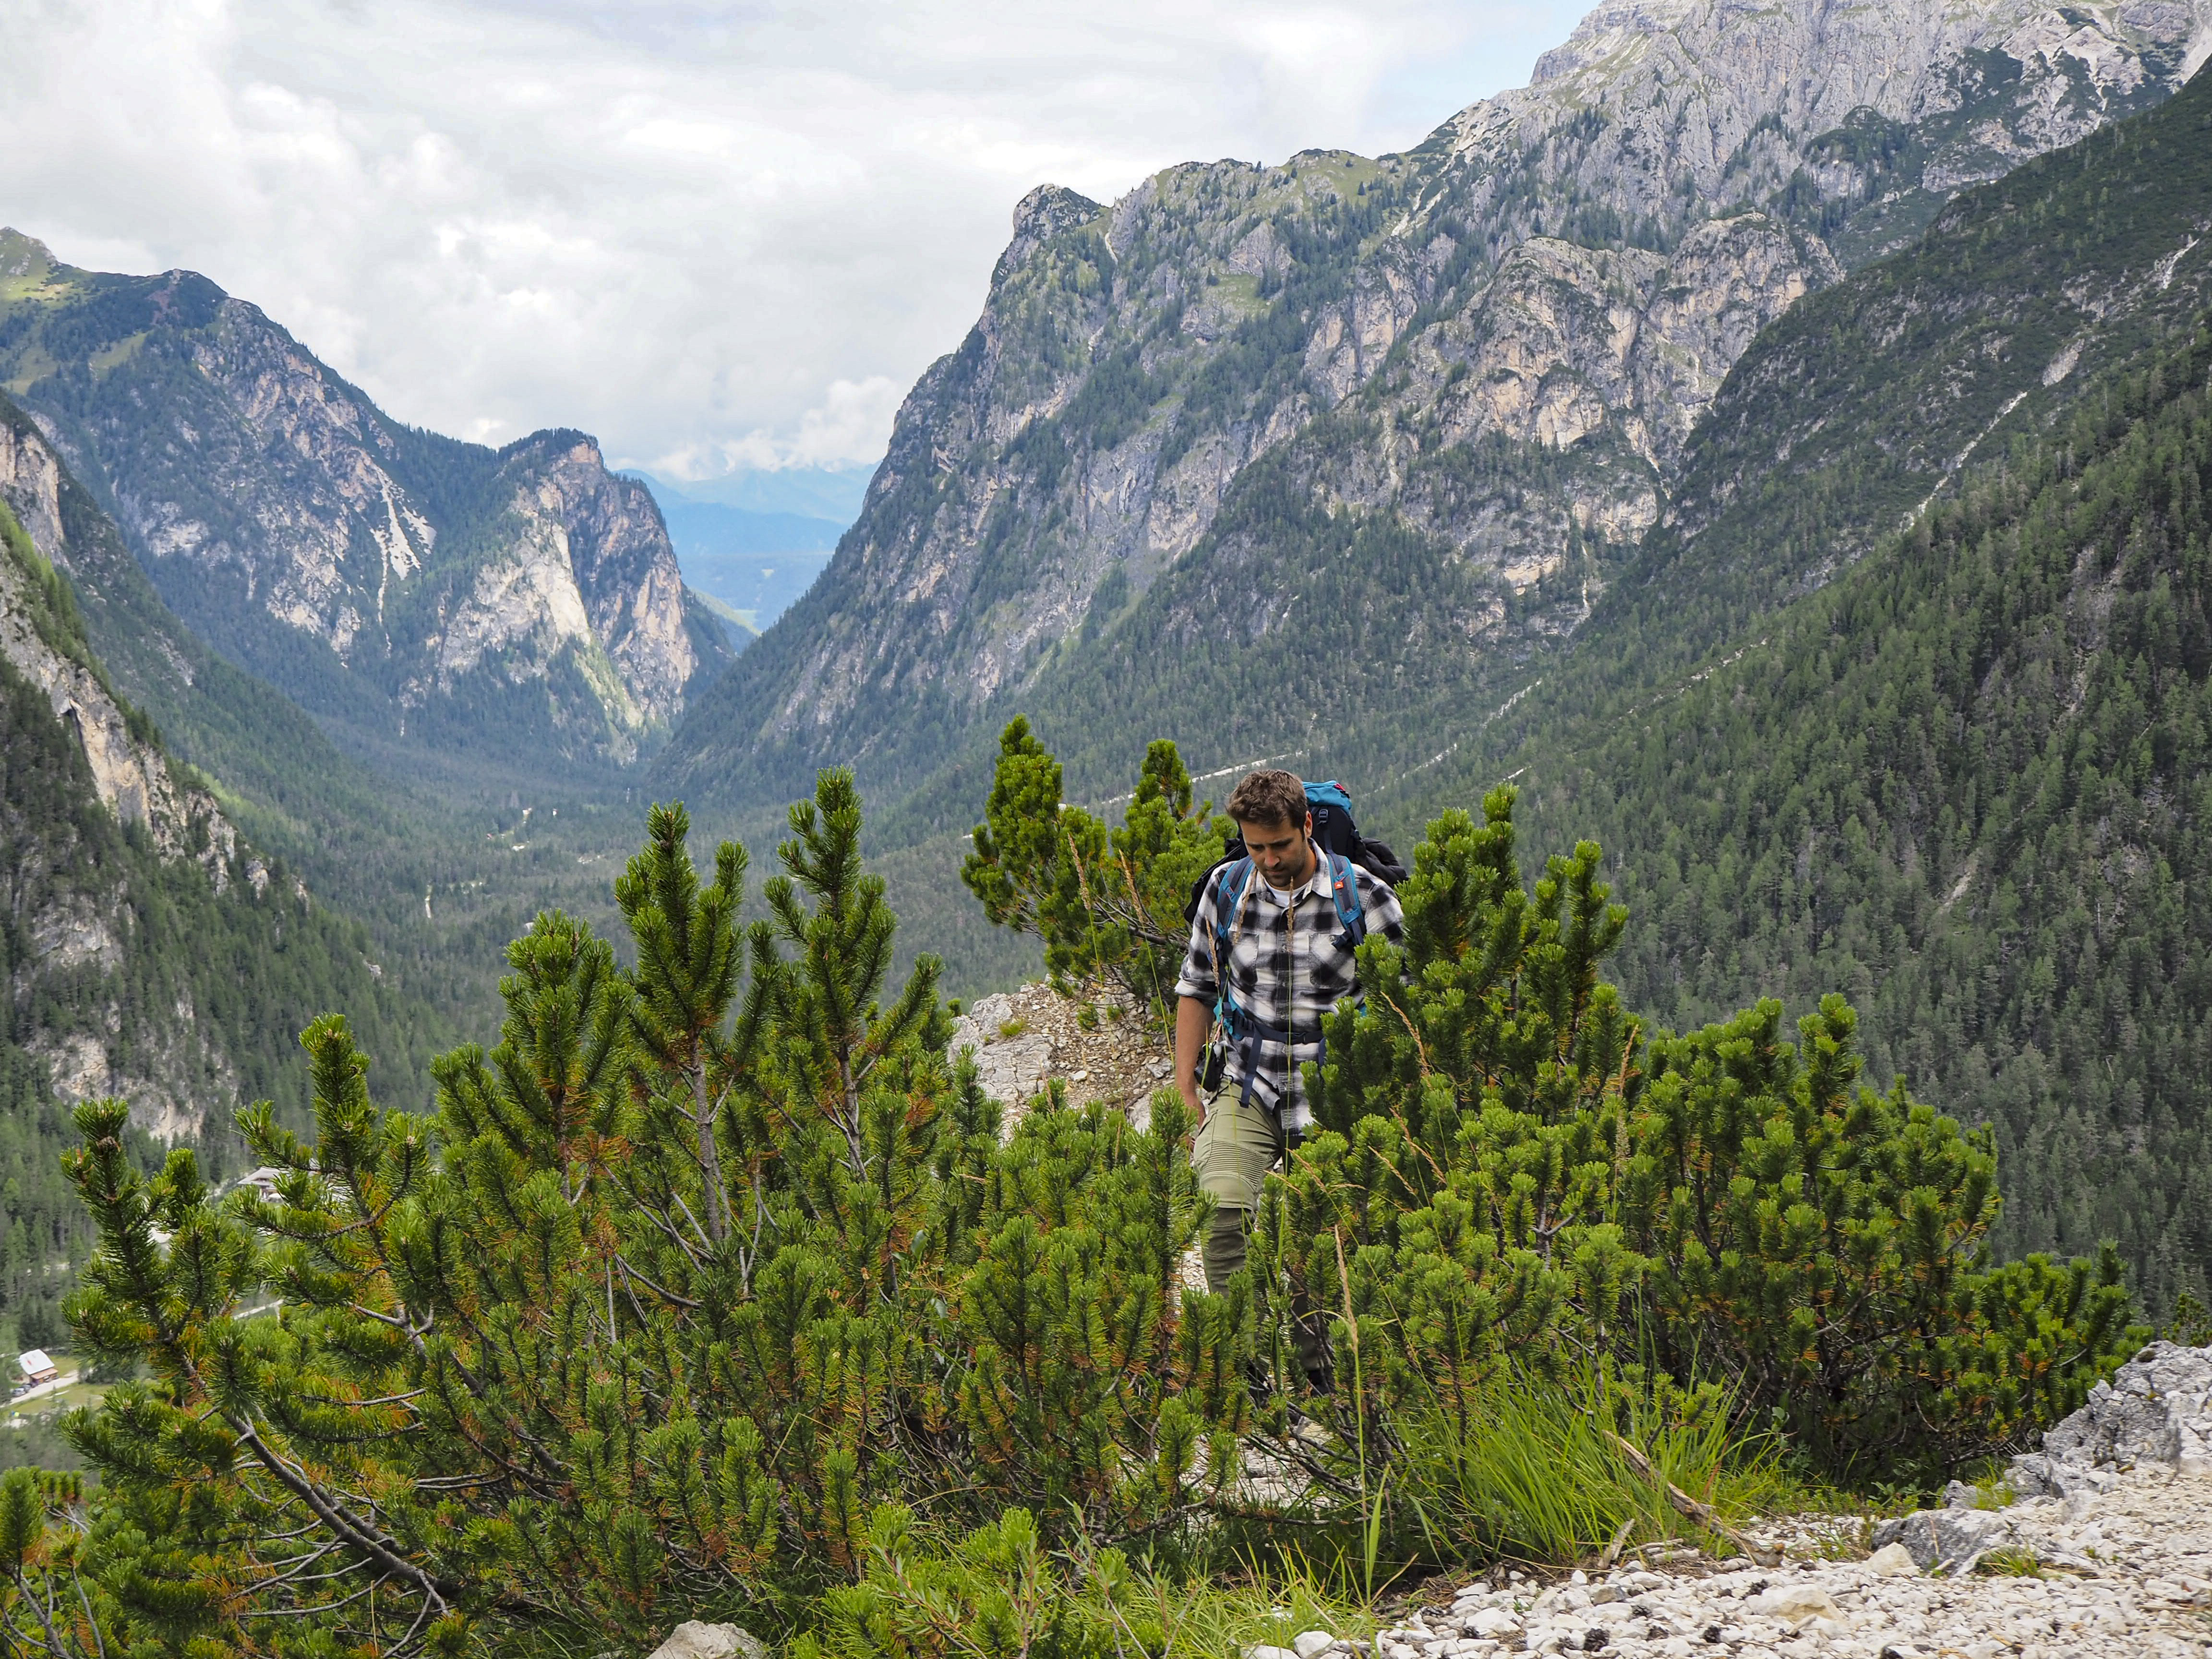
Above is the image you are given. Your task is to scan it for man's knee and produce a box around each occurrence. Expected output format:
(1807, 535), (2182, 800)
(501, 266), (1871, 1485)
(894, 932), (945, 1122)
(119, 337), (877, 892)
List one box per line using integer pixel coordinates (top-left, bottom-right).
(1202, 1203), (1249, 1294)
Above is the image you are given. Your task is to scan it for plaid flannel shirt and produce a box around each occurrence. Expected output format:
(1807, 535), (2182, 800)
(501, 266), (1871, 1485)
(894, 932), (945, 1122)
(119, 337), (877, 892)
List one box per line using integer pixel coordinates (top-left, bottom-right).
(1173, 845), (1405, 1134)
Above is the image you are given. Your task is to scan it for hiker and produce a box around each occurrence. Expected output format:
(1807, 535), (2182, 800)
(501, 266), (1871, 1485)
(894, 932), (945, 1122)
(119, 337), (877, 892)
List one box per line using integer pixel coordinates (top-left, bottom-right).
(1173, 769), (1406, 1389)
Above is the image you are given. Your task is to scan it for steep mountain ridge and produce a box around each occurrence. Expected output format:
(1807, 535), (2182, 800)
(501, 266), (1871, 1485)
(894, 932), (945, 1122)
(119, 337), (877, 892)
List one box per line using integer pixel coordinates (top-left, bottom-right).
(0, 469), (438, 1140)
(661, 0), (2211, 817)
(0, 388), (468, 1350)
(0, 231), (735, 784)
(1413, 64), (2212, 1309)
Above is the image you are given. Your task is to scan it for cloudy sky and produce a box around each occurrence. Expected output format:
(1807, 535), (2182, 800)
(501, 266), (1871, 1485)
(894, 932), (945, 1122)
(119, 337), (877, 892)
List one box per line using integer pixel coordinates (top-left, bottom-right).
(0, 0), (1587, 482)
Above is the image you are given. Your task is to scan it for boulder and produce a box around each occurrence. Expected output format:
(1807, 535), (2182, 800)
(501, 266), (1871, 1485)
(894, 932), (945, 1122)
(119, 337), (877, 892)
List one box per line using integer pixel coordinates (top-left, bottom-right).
(1875, 1343), (2212, 1574)
(2005, 1452), (2119, 1501)
(2028, 1341), (2212, 1477)
(646, 1623), (767, 1659)
(1870, 1505), (2020, 1575)
(1293, 1634), (1336, 1659)
(1746, 1583), (1840, 1624)
(1865, 1541), (1920, 1576)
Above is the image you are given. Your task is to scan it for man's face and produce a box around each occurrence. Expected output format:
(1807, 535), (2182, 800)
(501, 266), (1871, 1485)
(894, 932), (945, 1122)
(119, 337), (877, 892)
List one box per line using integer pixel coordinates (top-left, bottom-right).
(1238, 811), (1315, 889)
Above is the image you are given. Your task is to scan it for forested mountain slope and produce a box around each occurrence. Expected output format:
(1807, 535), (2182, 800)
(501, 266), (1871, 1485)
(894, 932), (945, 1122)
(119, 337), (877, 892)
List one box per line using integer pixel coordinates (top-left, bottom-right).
(661, 0), (2210, 820)
(1517, 322), (2212, 1317)
(1441, 66), (2212, 1311)
(0, 429), (445, 1357)
(0, 230), (734, 787)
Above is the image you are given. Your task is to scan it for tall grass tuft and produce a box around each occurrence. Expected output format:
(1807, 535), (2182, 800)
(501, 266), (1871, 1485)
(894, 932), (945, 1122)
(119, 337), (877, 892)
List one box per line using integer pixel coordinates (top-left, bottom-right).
(1392, 1363), (1796, 1567)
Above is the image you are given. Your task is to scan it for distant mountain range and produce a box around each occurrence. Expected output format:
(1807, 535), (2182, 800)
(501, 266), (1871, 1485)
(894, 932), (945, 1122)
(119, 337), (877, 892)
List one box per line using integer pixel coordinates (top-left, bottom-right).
(0, 230), (735, 788)
(622, 472), (852, 633)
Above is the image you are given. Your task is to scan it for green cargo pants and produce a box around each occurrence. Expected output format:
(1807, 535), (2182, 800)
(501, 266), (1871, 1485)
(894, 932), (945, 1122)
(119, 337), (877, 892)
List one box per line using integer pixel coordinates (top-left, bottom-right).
(1190, 1082), (1332, 1387)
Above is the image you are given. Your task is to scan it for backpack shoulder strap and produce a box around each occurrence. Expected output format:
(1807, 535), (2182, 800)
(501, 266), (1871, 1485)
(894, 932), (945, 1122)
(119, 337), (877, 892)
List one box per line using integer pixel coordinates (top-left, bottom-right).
(1212, 857), (1255, 986)
(1325, 852), (1366, 949)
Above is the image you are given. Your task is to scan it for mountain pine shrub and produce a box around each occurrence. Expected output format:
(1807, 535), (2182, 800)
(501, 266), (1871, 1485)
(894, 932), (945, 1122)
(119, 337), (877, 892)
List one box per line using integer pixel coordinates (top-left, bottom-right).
(1268, 788), (2144, 1484)
(962, 719), (1230, 1019)
(974, 731), (2146, 1491)
(45, 777), (1243, 1656)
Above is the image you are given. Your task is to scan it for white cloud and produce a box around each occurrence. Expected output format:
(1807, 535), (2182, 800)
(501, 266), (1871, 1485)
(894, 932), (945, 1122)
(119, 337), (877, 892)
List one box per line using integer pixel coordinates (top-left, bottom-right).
(0, 0), (1589, 474)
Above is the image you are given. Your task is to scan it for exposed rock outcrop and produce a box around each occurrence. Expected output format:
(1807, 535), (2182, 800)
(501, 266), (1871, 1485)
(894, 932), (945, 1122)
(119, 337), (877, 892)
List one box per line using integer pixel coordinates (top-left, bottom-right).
(644, 1623), (766, 1659)
(948, 983), (1171, 1130)
(0, 405), (273, 1140)
(0, 416), (235, 877)
(1869, 1343), (2212, 1575)
(2018, 1340), (2212, 1485)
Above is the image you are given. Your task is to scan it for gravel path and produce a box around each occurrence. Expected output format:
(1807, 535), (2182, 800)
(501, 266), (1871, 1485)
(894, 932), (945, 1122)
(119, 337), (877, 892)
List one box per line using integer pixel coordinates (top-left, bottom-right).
(1352, 1470), (2211, 1657)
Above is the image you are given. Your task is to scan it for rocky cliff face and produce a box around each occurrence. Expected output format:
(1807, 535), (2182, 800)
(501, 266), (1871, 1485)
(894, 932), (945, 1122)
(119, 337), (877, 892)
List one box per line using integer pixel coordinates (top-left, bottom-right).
(663, 0), (2212, 810)
(0, 414), (253, 1139)
(0, 417), (236, 879)
(0, 231), (734, 776)
(416, 431), (700, 748)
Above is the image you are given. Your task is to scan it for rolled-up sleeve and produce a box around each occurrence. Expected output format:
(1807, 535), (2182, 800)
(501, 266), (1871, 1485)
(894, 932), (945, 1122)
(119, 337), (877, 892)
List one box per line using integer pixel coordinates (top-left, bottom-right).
(1173, 885), (1220, 1002)
(1362, 876), (1407, 950)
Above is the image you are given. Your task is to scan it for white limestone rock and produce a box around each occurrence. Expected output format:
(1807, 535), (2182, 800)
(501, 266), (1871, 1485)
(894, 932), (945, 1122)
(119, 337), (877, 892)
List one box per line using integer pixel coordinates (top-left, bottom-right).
(645, 1622), (766, 1659)
(1872, 1503), (2022, 1575)
(2024, 1340), (2212, 1478)
(1865, 1541), (1921, 1576)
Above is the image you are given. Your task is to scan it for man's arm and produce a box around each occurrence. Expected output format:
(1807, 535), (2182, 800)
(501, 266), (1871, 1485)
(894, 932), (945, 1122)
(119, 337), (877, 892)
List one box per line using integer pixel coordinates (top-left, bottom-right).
(1175, 996), (1211, 1123)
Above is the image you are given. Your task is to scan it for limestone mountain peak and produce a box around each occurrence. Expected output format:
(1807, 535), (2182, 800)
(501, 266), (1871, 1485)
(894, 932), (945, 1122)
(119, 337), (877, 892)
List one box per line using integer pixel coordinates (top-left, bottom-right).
(0, 254), (735, 781)
(659, 0), (2210, 818)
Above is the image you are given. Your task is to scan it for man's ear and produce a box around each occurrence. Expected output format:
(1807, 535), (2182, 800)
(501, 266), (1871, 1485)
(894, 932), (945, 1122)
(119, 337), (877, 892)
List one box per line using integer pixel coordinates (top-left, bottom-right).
(1305, 809), (1314, 836)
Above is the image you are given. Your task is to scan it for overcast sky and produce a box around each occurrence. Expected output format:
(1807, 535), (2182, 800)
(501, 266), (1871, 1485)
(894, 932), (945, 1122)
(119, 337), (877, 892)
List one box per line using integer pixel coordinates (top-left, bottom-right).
(0, 0), (1588, 481)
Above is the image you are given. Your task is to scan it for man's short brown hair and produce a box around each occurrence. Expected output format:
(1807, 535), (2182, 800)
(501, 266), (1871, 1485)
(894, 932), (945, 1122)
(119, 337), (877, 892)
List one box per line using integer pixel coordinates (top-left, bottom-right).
(1227, 769), (1307, 829)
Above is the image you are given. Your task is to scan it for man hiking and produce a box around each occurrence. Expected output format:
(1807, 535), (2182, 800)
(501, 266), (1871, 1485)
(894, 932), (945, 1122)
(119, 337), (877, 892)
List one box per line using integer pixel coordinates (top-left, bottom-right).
(1173, 769), (1405, 1388)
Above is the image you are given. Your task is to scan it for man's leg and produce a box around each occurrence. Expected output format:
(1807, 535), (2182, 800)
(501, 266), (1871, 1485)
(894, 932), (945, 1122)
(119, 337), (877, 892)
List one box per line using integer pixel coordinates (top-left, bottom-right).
(1191, 1083), (1282, 1293)
(1192, 1091), (1333, 1391)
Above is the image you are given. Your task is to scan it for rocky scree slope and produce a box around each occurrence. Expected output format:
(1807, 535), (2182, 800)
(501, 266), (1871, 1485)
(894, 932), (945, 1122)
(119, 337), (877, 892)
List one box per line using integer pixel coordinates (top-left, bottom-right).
(662, 0), (2212, 820)
(0, 229), (734, 784)
(1342, 1344), (2212, 1659)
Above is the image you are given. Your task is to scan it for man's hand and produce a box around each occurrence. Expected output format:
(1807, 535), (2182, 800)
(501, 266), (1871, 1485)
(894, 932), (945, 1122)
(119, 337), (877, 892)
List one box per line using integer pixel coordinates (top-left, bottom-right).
(1174, 996), (1211, 1126)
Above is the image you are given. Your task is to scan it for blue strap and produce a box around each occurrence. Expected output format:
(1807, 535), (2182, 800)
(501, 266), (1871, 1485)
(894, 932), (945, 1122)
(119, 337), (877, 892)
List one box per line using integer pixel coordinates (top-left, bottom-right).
(1210, 856), (1255, 1022)
(1314, 852), (1368, 1089)
(1210, 858), (1260, 1097)
(1325, 852), (1366, 950)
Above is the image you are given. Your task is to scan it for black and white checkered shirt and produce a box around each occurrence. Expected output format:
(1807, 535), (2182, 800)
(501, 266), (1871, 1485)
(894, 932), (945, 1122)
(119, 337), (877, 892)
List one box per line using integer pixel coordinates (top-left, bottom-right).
(1174, 846), (1406, 1133)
